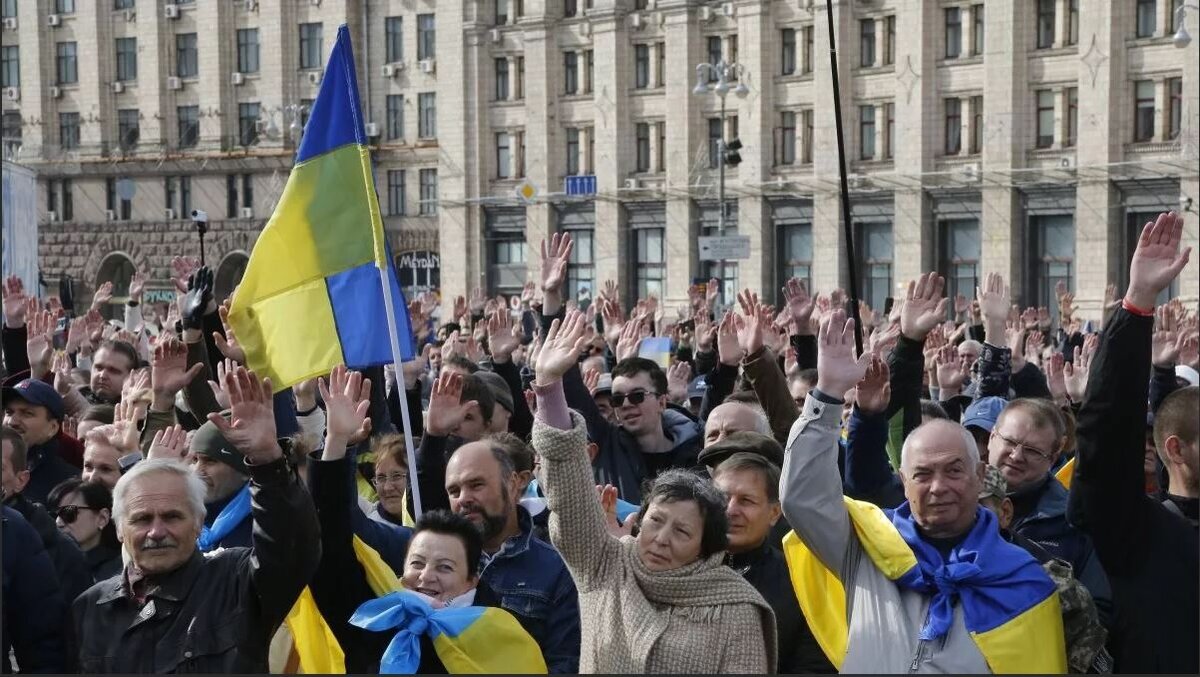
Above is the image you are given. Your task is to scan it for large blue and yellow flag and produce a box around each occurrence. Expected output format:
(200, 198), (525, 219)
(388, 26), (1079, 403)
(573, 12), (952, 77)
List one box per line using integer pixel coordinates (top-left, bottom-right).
(229, 24), (415, 390)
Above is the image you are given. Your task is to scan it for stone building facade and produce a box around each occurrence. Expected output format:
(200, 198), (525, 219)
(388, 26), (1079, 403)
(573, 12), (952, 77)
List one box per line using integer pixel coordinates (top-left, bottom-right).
(2, 0), (1197, 320)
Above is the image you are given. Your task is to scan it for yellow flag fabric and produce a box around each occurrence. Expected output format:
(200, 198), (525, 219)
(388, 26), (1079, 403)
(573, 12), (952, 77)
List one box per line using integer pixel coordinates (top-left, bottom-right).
(1055, 456), (1075, 489)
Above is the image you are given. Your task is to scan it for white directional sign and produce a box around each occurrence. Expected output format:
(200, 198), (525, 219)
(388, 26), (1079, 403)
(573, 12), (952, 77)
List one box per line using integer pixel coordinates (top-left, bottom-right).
(698, 235), (751, 261)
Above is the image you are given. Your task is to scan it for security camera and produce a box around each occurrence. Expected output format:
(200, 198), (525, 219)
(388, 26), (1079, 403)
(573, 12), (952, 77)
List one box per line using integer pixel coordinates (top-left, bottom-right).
(191, 209), (208, 223)
(1181, 195), (1194, 214)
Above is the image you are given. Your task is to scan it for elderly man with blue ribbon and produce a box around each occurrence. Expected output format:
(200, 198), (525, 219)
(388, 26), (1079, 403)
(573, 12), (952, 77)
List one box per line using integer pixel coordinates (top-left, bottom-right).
(780, 281), (1067, 673)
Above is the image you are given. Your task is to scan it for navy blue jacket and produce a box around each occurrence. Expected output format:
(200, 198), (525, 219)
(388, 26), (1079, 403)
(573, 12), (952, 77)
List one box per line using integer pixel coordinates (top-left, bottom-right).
(203, 481), (254, 549)
(22, 438), (80, 507)
(2, 506), (68, 674)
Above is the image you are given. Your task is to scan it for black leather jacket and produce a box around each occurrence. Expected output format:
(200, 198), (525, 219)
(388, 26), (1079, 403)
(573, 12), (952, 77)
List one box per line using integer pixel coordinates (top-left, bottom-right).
(70, 456), (319, 673)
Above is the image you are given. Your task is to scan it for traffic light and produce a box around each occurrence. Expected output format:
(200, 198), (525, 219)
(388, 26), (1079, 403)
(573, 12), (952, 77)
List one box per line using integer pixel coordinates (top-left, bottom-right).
(723, 138), (743, 167)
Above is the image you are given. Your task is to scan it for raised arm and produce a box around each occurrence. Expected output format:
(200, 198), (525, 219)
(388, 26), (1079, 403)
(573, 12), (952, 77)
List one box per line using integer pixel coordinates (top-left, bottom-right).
(781, 310), (869, 577)
(532, 310), (620, 591)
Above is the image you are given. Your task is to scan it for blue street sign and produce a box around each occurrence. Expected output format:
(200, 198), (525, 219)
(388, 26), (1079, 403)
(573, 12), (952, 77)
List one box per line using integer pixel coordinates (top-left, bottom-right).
(564, 175), (597, 196)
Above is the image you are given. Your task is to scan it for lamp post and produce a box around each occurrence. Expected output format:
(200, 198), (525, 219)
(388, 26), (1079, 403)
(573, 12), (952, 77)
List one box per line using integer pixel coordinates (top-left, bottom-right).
(692, 60), (749, 305)
(1174, 4), (1199, 47)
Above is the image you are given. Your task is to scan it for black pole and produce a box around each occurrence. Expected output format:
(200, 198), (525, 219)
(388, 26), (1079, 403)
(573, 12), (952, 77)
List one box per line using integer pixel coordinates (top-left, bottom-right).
(824, 0), (864, 356)
(197, 223), (207, 266)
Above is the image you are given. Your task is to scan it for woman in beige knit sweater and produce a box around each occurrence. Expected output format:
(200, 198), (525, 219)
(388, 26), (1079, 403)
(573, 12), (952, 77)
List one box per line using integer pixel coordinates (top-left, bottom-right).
(529, 310), (778, 674)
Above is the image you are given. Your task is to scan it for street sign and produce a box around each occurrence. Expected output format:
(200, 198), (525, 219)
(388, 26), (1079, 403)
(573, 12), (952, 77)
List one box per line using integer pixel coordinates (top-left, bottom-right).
(564, 175), (597, 196)
(515, 180), (538, 204)
(698, 235), (751, 261)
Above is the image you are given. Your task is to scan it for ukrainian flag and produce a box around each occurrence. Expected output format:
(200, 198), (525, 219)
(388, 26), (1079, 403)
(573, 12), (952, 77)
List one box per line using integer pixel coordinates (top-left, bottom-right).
(229, 24), (414, 391)
(637, 336), (673, 369)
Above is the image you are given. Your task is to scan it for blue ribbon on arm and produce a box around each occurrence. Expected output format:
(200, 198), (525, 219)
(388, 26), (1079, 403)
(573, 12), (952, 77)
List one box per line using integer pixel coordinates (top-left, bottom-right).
(196, 484), (252, 552)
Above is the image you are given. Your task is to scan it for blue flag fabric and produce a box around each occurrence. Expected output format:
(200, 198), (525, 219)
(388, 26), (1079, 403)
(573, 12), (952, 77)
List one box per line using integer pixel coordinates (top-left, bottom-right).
(197, 484), (252, 552)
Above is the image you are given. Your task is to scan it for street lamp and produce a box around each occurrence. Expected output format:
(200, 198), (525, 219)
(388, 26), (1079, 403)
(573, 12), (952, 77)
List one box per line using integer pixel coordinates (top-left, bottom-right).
(692, 59), (749, 304)
(1174, 4), (1199, 47)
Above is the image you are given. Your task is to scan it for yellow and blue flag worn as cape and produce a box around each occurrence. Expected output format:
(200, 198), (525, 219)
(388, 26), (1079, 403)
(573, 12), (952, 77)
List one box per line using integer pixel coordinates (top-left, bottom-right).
(349, 589), (548, 675)
(228, 24), (414, 392)
(782, 498), (1067, 674)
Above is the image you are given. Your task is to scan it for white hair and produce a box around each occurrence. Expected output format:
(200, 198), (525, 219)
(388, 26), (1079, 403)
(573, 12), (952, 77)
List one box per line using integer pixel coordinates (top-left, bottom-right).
(112, 458), (208, 527)
(710, 401), (772, 437)
(900, 419), (979, 475)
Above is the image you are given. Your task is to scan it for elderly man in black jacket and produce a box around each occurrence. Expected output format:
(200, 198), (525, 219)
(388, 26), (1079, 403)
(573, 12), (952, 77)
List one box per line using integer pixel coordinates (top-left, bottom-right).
(71, 367), (320, 673)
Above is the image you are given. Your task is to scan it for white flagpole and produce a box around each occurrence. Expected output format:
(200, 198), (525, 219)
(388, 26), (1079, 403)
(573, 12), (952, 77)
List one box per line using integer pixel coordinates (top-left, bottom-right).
(377, 263), (423, 519)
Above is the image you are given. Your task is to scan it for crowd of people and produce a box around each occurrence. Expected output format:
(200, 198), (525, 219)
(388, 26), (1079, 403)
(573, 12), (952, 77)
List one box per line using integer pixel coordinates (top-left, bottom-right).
(1, 210), (1197, 674)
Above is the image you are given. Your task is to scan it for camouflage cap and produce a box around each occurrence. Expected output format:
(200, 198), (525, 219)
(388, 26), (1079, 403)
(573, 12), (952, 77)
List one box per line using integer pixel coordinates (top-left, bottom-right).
(978, 464), (1008, 502)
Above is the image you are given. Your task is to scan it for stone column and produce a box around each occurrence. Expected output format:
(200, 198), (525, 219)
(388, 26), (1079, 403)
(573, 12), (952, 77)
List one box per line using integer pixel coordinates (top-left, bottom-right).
(810, 0), (853, 293)
(663, 7), (702, 305)
(590, 6), (629, 296)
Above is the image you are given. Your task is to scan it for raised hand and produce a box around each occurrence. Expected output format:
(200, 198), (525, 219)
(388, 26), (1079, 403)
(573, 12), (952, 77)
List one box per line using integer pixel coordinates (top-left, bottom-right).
(213, 302), (247, 363)
(614, 320), (642, 363)
(1024, 330), (1045, 368)
(781, 277), (815, 335)
(426, 371), (472, 436)
(25, 309), (55, 377)
(858, 301), (877, 331)
(716, 311), (744, 367)
(207, 358), (236, 410)
(868, 323), (900, 358)
(666, 360), (692, 404)
(816, 310), (871, 399)
(954, 293), (970, 318)
(900, 272), (948, 341)
(147, 424), (189, 461)
(51, 351), (75, 397)
(128, 271), (146, 304)
(110, 399), (144, 454)
(694, 311), (715, 352)
(597, 484), (636, 539)
(976, 272), (1010, 346)
(1007, 321), (1027, 372)
(83, 308), (105, 344)
(735, 289), (764, 356)
(171, 256), (201, 293)
(1063, 334), (1098, 403)
(207, 367), (281, 462)
(1046, 352), (1068, 405)
(540, 232), (573, 315)
(1126, 211), (1191, 310)
(91, 281), (114, 312)
(1020, 307), (1039, 330)
(854, 355), (891, 415)
(582, 366), (601, 395)
(487, 310), (521, 363)
(151, 336), (204, 405)
(705, 278), (721, 309)
(468, 287), (487, 315)
(64, 317), (86, 354)
(319, 365), (373, 453)
(935, 344), (969, 395)
(401, 343), (433, 390)
(181, 267), (214, 329)
(1152, 305), (1182, 367)
(2, 275), (27, 328)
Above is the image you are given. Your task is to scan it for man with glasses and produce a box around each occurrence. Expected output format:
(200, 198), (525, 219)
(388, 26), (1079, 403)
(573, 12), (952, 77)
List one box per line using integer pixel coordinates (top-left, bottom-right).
(988, 398), (1111, 621)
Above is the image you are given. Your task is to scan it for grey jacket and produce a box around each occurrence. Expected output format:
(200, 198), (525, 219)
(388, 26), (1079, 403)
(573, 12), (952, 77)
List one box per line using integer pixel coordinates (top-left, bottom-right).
(780, 393), (990, 673)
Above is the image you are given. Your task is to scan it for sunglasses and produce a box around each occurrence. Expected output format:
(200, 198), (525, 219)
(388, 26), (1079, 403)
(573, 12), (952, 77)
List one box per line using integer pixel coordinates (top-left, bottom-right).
(54, 505), (99, 524)
(610, 390), (659, 407)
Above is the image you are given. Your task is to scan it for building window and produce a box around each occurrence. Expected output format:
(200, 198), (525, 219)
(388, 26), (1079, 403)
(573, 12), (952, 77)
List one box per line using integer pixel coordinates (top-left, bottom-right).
(1168, 77), (1182, 139)
(491, 234), (527, 294)
(418, 92), (436, 138)
(387, 169), (406, 216)
(860, 19), (875, 67)
(566, 128), (580, 174)
(226, 175), (239, 218)
(634, 44), (650, 89)
(1036, 0), (1055, 49)
(118, 109), (139, 151)
(495, 0), (509, 25)
(1134, 80), (1155, 142)
(970, 95), (983, 153)
(1066, 0), (1079, 45)
(242, 174), (253, 210)
(299, 23), (323, 69)
(801, 109), (814, 163)
(176, 33), (197, 78)
(708, 118), (722, 168)
(2, 111), (21, 156)
(778, 111), (796, 165)
(239, 102), (260, 146)
(945, 98), (961, 154)
(781, 28), (797, 75)
(115, 38), (137, 82)
(859, 221), (893, 311)
(0, 46), (17, 88)
(584, 49), (594, 93)
(1065, 88), (1077, 147)
(0, 0), (14, 17)
(885, 102), (895, 159)
(940, 219), (980, 304)
(1136, 0), (1157, 38)
(1036, 90), (1055, 148)
(237, 29), (259, 73)
(655, 42), (665, 87)
(178, 105), (199, 148)
(1030, 214), (1074, 322)
(706, 36), (722, 81)
(497, 132), (512, 178)
(562, 225), (595, 302)
(166, 176), (177, 213)
(60, 179), (73, 221)
(564, 0), (577, 18)
(1173, 0), (1185, 30)
(635, 123), (651, 172)
(859, 105), (876, 160)
(778, 223), (813, 293)
(386, 94), (404, 140)
(55, 0), (75, 13)
(802, 26), (814, 74)
(418, 168), (438, 215)
(945, 8), (962, 58)
(635, 227), (665, 300)
(113, 0), (134, 7)
(56, 42), (78, 84)
(884, 15), (896, 65)
(656, 121), (666, 171)
(563, 51), (578, 94)
(495, 58), (509, 100)
(972, 5), (985, 55)
(385, 17), (403, 62)
(417, 14), (435, 60)
(59, 112), (80, 150)
(107, 178), (131, 220)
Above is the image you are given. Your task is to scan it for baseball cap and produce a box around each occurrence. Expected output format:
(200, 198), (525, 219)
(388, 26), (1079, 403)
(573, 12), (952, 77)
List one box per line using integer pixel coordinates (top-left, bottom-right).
(475, 370), (514, 414)
(962, 396), (1007, 433)
(1176, 365), (1199, 387)
(979, 464), (1008, 502)
(594, 372), (613, 395)
(2, 379), (65, 420)
(190, 417), (249, 475)
(688, 375), (708, 401)
(698, 431), (785, 470)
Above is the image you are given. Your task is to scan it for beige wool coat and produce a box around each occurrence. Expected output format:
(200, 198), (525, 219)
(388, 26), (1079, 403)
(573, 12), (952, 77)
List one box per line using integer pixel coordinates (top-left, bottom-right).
(532, 411), (778, 674)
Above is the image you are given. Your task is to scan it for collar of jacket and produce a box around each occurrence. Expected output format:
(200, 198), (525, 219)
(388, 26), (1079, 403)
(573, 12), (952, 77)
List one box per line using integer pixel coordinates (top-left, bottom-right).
(481, 504), (535, 568)
(1011, 473), (1067, 524)
(204, 480), (251, 526)
(25, 437), (58, 471)
(97, 550), (205, 606)
(725, 538), (772, 573)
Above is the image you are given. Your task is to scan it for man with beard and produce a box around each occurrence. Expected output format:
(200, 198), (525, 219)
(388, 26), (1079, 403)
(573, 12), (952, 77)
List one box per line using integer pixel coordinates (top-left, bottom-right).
(187, 417), (254, 549)
(442, 436), (580, 673)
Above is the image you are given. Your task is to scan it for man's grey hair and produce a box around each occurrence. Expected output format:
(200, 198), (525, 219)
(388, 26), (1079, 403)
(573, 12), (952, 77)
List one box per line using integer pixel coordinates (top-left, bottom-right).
(112, 459), (208, 527)
(710, 401), (772, 437)
(900, 419), (979, 475)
